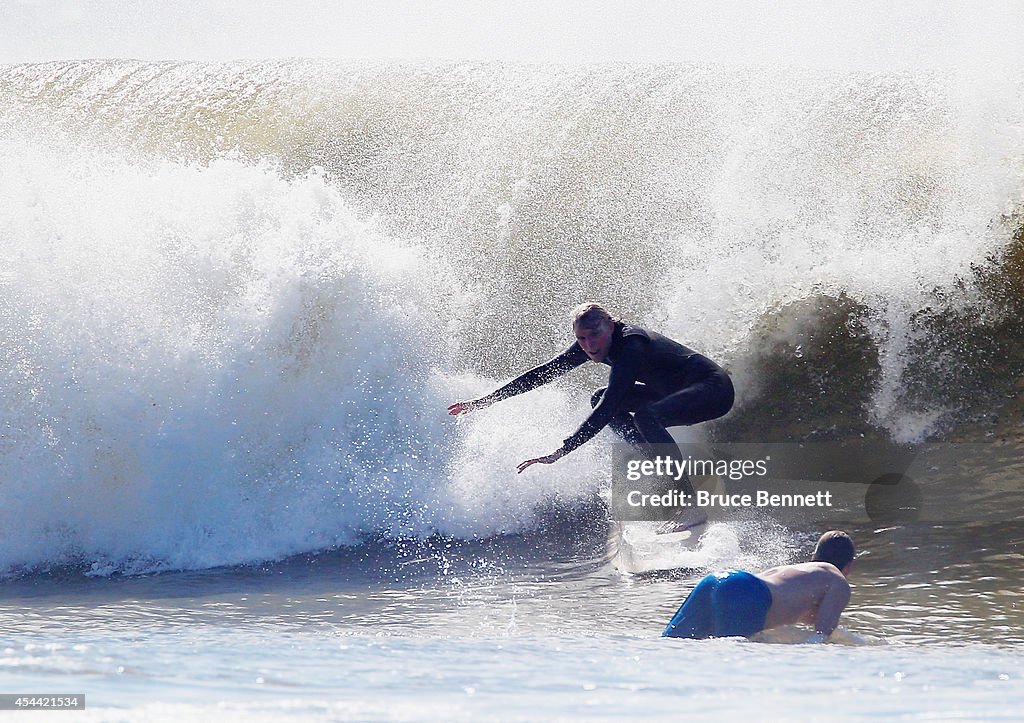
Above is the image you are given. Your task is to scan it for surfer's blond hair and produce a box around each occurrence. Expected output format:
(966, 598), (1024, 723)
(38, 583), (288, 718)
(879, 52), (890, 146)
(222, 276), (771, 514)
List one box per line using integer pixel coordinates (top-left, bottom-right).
(571, 303), (616, 330)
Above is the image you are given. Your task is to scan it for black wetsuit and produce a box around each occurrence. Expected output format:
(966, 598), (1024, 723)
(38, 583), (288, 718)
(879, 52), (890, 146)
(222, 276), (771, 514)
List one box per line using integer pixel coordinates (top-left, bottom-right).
(483, 321), (734, 460)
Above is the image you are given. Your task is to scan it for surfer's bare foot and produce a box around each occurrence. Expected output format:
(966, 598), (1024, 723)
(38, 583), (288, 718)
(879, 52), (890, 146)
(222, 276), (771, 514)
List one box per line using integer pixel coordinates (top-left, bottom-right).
(656, 508), (708, 535)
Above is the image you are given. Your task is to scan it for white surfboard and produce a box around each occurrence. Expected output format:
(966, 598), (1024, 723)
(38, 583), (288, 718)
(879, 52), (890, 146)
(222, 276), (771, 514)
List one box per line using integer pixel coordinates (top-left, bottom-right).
(607, 470), (725, 575)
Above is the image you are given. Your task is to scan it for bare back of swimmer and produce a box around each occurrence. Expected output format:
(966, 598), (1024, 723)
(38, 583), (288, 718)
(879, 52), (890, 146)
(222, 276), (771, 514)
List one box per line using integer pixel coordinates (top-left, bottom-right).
(663, 531), (855, 640)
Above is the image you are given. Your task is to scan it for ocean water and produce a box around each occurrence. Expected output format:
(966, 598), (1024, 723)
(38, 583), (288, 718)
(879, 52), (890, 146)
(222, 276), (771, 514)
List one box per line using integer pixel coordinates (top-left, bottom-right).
(2, 48), (1024, 721)
(2, 523), (1023, 720)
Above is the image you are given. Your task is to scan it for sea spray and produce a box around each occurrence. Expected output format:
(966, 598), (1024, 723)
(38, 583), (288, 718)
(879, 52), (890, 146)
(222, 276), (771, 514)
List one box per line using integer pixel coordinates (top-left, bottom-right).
(2, 59), (1023, 573)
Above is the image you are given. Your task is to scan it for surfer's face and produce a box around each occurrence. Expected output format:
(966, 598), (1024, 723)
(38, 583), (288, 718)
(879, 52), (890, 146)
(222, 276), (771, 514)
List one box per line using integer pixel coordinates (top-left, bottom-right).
(574, 320), (613, 362)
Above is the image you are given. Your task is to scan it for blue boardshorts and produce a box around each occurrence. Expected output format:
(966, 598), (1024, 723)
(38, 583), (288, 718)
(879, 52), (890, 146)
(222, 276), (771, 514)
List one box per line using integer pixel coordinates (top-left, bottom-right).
(662, 570), (773, 639)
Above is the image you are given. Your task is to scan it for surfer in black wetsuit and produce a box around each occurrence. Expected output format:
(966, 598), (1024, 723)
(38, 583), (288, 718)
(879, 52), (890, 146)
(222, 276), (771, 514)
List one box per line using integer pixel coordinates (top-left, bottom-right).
(448, 303), (734, 527)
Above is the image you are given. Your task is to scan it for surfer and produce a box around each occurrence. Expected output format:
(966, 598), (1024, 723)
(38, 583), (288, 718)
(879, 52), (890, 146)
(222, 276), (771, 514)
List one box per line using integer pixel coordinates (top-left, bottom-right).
(662, 530), (855, 640)
(447, 303), (734, 527)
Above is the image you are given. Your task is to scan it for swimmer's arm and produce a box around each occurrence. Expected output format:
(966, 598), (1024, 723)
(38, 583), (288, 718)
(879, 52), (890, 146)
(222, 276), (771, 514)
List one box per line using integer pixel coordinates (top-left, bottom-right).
(813, 578), (852, 638)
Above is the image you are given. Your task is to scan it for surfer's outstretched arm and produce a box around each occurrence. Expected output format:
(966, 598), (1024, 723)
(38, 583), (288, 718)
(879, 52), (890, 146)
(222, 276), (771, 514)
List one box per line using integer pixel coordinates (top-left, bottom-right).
(516, 341), (643, 472)
(515, 448), (566, 474)
(447, 398), (492, 415)
(447, 343), (587, 416)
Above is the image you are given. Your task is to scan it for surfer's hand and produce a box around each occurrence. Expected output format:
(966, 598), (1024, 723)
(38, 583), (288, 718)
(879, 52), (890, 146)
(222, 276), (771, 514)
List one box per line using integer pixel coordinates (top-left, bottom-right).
(516, 449), (566, 473)
(448, 399), (489, 416)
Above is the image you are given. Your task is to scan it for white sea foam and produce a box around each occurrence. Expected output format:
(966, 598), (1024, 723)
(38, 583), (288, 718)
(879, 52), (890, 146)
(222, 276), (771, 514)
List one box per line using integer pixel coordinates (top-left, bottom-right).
(1, 58), (1022, 573)
(0, 131), (579, 574)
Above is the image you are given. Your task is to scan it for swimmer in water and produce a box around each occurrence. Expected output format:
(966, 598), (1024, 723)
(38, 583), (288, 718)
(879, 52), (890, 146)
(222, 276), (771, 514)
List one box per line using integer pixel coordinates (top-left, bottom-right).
(662, 530), (855, 640)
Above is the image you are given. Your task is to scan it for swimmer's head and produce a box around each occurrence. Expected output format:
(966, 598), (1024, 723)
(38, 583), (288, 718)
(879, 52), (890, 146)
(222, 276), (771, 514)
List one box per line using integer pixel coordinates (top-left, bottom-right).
(812, 530), (856, 574)
(571, 303), (617, 362)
